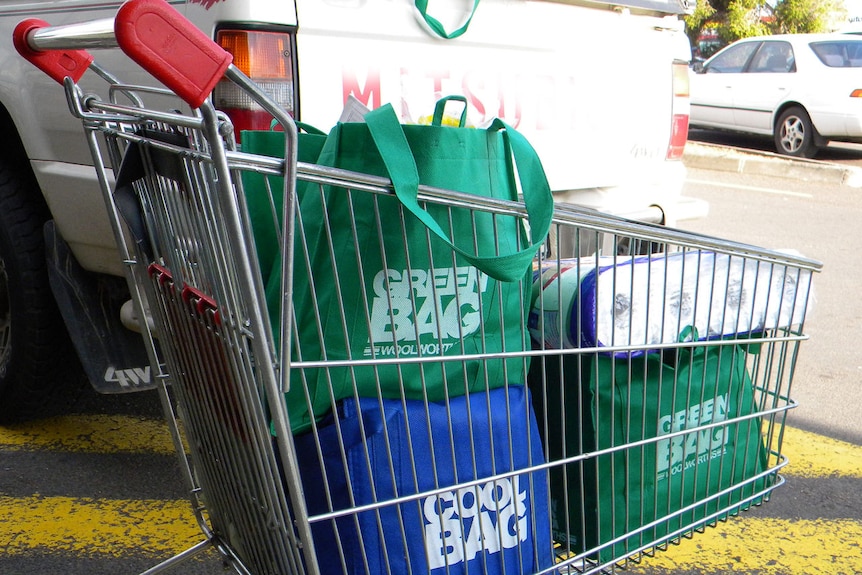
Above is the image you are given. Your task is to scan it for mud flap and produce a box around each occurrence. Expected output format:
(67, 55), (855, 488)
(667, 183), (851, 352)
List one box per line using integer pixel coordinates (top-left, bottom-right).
(44, 221), (157, 394)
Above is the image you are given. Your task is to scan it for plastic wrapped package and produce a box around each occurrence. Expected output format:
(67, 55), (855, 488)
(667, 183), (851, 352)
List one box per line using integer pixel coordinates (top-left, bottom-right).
(529, 250), (815, 354)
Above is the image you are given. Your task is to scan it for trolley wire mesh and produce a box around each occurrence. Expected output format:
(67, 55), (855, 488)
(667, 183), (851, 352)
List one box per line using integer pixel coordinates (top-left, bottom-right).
(69, 78), (818, 575)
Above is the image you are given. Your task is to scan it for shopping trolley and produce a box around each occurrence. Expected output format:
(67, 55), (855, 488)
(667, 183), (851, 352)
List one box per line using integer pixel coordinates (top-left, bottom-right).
(15, 2), (822, 574)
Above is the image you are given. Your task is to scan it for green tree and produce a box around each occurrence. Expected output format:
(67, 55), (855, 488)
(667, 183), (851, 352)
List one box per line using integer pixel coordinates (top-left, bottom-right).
(685, 0), (847, 49)
(773, 0), (846, 33)
(684, 0), (716, 46)
(723, 0), (770, 40)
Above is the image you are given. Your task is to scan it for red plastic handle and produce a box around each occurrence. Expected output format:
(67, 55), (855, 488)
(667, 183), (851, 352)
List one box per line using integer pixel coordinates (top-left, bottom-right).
(181, 285), (222, 325)
(148, 263), (174, 285)
(13, 18), (94, 85)
(115, 0), (232, 108)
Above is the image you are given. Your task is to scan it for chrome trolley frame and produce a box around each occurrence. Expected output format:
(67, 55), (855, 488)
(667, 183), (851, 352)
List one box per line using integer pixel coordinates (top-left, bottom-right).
(16, 2), (822, 574)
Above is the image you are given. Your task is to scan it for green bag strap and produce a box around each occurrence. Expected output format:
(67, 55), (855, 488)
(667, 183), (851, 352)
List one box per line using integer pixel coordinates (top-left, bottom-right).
(676, 325), (708, 362)
(269, 118), (326, 135)
(677, 325), (762, 356)
(679, 325), (699, 344)
(414, 0), (479, 39)
(432, 95), (468, 127)
(364, 103), (554, 283)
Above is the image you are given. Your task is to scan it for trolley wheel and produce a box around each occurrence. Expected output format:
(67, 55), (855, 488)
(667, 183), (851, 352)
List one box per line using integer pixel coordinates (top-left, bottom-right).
(774, 106), (818, 158)
(0, 159), (84, 423)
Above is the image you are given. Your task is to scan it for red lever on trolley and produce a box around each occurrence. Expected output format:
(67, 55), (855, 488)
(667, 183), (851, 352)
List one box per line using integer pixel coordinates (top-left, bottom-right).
(115, 0), (232, 109)
(181, 285), (222, 326)
(13, 19), (94, 85)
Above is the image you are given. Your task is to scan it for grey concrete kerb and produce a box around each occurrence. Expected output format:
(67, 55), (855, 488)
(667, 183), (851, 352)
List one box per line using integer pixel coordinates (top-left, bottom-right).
(683, 141), (862, 188)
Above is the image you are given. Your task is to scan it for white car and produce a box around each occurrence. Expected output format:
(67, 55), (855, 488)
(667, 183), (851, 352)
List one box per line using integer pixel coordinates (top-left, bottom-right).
(690, 33), (862, 158)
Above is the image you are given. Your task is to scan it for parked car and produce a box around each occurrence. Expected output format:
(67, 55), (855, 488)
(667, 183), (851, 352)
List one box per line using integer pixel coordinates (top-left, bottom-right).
(690, 33), (862, 158)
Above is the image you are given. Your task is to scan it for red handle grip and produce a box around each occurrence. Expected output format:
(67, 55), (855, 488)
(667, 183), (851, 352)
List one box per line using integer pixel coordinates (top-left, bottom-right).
(13, 18), (94, 85)
(181, 285), (222, 325)
(115, 0), (232, 109)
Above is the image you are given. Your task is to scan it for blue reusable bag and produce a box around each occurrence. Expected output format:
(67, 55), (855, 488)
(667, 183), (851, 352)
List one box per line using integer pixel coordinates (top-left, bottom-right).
(294, 385), (553, 575)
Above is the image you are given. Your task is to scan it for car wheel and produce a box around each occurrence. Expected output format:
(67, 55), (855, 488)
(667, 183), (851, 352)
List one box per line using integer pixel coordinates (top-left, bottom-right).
(0, 159), (84, 423)
(774, 107), (818, 158)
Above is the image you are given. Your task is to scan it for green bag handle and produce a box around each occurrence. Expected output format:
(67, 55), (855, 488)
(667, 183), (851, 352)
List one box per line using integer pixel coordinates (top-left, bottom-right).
(414, 0), (479, 39)
(364, 103), (554, 283)
(269, 118), (326, 135)
(678, 325), (762, 356)
(679, 325), (699, 344)
(431, 95), (468, 127)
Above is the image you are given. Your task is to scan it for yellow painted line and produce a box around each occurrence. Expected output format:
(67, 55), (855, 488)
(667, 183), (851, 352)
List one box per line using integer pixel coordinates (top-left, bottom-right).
(0, 495), (202, 557)
(4, 417), (853, 480)
(0, 415), (177, 455)
(781, 426), (862, 478)
(629, 517), (862, 574)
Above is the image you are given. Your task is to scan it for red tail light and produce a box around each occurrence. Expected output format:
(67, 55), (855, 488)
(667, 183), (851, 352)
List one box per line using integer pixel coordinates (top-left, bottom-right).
(667, 62), (690, 160)
(667, 114), (689, 160)
(214, 28), (298, 135)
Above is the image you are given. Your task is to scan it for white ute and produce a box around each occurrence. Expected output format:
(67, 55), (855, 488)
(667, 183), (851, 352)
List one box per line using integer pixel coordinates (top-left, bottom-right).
(0, 0), (700, 419)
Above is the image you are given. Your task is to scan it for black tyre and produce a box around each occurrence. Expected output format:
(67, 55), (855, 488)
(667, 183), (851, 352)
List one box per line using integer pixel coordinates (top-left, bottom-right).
(774, 106), (818, 158)
(0, 158), (84, 423)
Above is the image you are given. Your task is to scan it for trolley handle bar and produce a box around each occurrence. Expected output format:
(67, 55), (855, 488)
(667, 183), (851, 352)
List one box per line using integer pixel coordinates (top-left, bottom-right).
(13, 18), (96, 85)
(14, 0), (233, 109)
(115, 0), (232, 109)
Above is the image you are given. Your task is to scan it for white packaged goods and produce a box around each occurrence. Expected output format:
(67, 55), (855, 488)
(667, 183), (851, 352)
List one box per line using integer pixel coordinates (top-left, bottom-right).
(529, 251), (814, 354)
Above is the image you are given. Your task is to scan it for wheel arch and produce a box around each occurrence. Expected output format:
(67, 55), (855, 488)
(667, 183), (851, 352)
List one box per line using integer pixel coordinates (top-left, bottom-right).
(772, 102), (828, 147)
(0, 97), (90, 420)
(0, 100), (52, 213)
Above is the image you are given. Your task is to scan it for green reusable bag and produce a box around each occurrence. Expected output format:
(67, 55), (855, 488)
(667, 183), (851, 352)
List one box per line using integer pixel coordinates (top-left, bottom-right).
(531, 329), (767, 562)
(240, 122), (327, 288)
(283, 97), (554, 434)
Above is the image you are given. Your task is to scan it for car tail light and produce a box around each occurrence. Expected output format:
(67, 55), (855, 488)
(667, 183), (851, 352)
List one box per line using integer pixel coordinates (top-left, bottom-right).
(214, 27), (298, 136)
(667, 61), (690, 160)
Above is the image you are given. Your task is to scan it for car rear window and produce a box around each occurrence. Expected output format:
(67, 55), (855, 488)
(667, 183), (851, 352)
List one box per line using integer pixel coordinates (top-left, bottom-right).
(810, 41), (862, 67)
